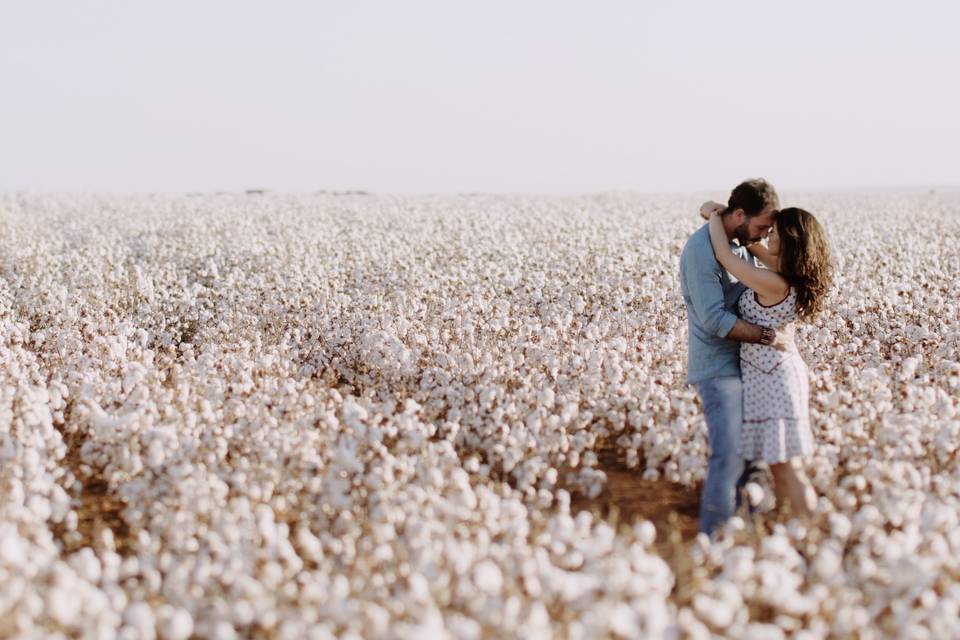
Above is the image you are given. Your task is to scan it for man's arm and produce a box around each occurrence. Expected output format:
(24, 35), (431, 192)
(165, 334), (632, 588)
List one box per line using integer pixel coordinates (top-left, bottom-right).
(727, 318), (772, 344)
(682, 247), (740, 338)
(728, 318), (791, 350)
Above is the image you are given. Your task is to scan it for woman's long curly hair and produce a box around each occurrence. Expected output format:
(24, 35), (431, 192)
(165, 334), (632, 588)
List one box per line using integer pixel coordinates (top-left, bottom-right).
(777, 207), (834, 321)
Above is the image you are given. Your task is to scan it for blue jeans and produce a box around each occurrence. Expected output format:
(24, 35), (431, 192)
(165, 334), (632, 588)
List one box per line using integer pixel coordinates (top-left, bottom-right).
(694, 376), (760, 537)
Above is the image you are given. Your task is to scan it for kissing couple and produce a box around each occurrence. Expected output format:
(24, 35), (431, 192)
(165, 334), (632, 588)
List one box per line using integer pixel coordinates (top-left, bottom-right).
(680, 179), (835, 538)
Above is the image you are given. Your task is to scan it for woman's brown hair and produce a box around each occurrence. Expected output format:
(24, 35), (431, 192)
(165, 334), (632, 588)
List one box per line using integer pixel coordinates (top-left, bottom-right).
(776, 207), (834, 321)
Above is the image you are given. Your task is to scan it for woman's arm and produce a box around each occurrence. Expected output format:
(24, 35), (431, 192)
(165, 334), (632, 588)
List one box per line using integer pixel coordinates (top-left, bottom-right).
(701, 201), (778, 271)
(708, 212), (789, 301)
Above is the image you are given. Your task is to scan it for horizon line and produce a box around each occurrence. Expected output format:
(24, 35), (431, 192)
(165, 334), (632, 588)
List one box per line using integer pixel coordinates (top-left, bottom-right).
(3, 183), (960, 199)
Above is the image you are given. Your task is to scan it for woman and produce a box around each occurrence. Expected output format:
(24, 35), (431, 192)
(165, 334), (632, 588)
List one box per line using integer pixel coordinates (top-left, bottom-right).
(700, 201), (834, 520)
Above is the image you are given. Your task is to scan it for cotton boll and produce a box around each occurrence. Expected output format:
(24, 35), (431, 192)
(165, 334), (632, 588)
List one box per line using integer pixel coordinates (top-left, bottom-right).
(582, 451), (598, 468)
(693, 594), (735, 629)
(812, 541), (843, 580)
(296, 528), (324, 564)
(69, 548), (103, 583)
(472, 561), (503, 595)
(26, 494), (52, 521)
(744, 482), (765, 508)
(124, 602), (156, 638)
(0, 526), (27, 566)
(607, 602), (639, 637)
(146, 439), (166, 469)
(677, 607), (711, 640)
(47, 586), (83, 627)
(87, 400), (138, 439)
(123, 362), (148, 394)
(899, 357), (920, 381)
(134, 266), (155, 301)
(722, 546), (755, 583)
(539, 387), (555, 408)
(932, 391), (956, 419)
(841, 475), (867, 493)
(633, 521), (656, 547)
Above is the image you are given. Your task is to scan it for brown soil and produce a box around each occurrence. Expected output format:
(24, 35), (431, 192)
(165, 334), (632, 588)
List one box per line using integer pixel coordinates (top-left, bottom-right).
(51, 402), (133, 556)
(569, 448), (703, 602)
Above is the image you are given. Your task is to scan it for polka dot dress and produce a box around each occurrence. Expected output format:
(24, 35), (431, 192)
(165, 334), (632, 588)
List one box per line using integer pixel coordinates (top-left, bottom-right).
(738, 287), (815, 463)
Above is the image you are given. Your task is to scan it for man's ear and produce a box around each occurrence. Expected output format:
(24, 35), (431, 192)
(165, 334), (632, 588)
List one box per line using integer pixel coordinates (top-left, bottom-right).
(731, 208), (745, 225)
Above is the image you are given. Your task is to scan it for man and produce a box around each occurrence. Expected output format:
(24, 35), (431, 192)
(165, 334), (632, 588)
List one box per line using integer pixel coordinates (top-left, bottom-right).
(680, 178), (782, 538)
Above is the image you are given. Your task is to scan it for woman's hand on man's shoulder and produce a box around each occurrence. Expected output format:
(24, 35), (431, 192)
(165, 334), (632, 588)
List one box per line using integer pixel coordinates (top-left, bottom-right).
(699, 201), (725, 220)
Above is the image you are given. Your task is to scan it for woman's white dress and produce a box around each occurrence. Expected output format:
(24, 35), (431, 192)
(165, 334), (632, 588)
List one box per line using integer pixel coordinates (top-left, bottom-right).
(738, 287), (815, 463)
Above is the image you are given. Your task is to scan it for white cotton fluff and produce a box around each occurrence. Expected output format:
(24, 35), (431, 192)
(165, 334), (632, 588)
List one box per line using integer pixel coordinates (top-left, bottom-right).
(2, 191), (958, 639)
(472, 560), (503, 595)
(899, 357), (920, 381)
(161, 609), (194, 640)
(744, 481), (765, 507)
(693, 594), (735, 629)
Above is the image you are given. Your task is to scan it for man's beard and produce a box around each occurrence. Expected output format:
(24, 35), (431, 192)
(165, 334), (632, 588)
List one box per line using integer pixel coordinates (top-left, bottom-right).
(734, 221), (763, 246)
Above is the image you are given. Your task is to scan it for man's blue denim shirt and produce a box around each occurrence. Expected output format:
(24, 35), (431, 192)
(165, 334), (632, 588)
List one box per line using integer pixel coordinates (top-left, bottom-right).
(680, 223), (754, 384)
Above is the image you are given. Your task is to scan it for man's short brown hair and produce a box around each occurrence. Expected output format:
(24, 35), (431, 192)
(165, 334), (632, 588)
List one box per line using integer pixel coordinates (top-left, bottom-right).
(724, 179), (780, 217)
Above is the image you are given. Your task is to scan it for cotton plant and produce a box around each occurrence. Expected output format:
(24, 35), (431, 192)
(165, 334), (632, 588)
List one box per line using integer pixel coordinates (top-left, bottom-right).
(0, 190), (958, 638)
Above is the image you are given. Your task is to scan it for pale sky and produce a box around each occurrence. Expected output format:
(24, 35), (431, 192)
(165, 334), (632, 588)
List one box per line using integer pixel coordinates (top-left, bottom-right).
(2, 1), (958, 194)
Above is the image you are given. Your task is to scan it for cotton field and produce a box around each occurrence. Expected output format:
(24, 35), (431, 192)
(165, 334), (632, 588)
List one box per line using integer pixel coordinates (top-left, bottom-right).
(1, 190), (959, 639)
